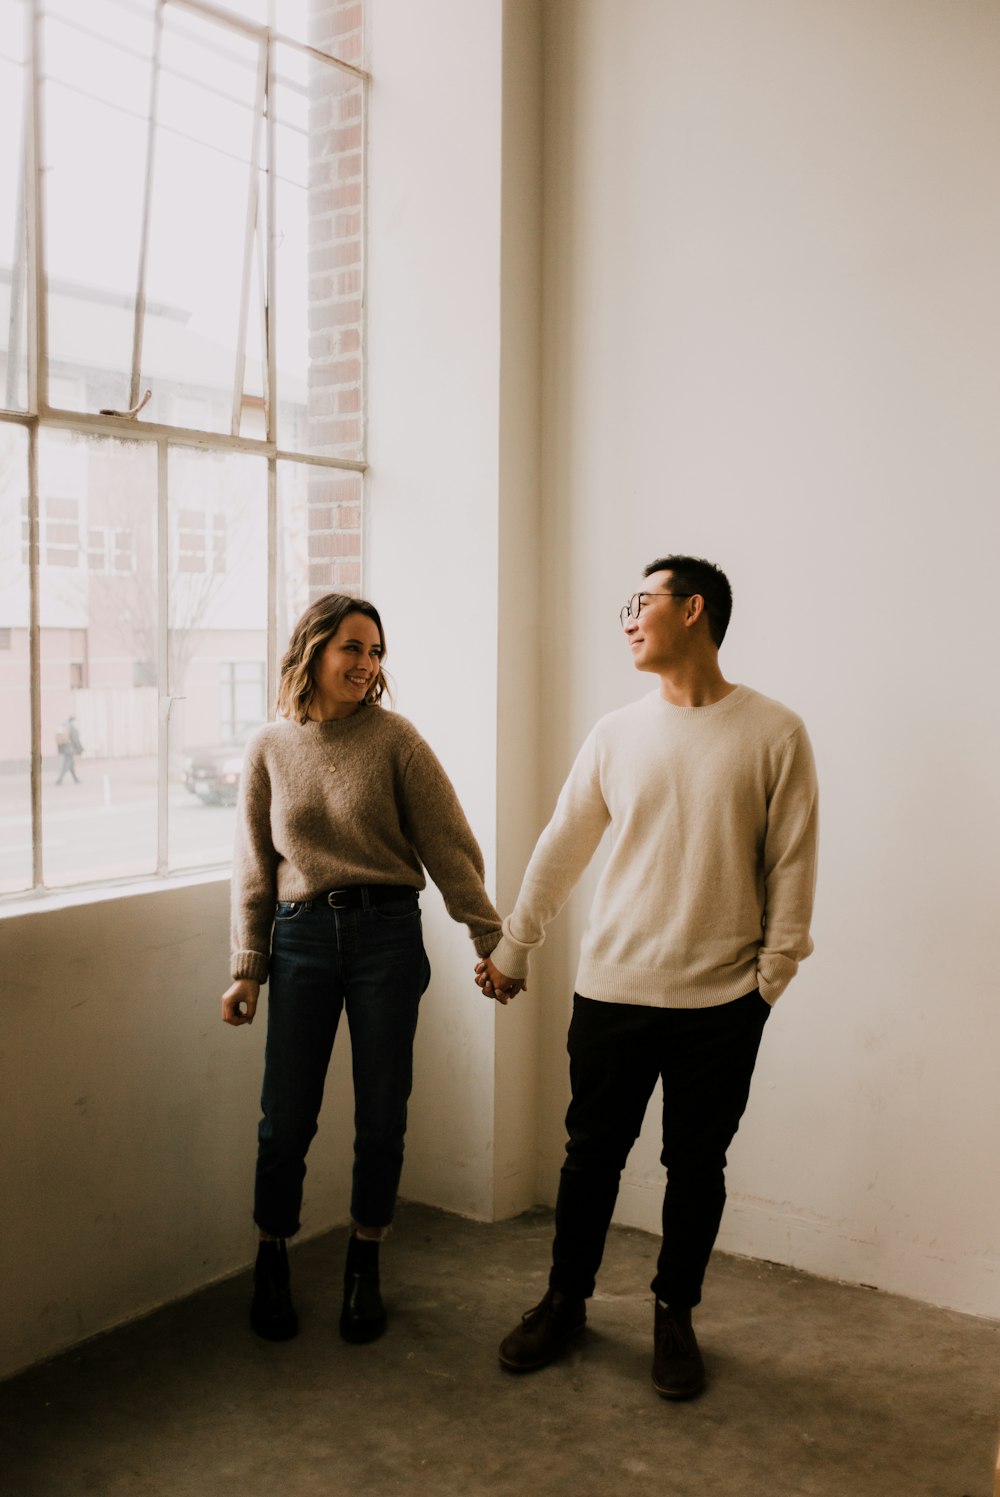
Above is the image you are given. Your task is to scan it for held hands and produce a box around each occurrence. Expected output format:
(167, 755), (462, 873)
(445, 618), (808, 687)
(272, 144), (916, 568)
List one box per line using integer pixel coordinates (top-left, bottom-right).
(221, 978), (260, 1026)
(474, 956), (526, 1006)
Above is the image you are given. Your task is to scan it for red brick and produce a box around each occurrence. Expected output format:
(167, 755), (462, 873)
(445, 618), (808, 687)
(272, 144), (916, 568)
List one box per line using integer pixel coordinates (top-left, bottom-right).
(308, 275), (336, 303)
(308, 298), (360, 331)
(324, 123), (362, 154)
(331, 238), (362, 268)
(310, 417), (362, 446)
(310, 530), (359, 558)
(336, 387), (361, 413)
(337, 4), (363, 30)
(309, 184), (362, 221)
(309, 330), (357, 361)
(328, 472), (362, 499)
(336, 269), (362, 296)
(307, 389), (339, 418)
(333, 358), (362, 384)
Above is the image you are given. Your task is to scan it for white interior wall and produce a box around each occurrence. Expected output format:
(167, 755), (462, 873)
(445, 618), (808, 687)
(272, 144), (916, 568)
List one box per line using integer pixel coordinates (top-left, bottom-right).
(364, 0), (544, 1221)
(534, 0), (1000, 1317)
(5, 0), (998, 1386)
(0, 879), (358, 1380)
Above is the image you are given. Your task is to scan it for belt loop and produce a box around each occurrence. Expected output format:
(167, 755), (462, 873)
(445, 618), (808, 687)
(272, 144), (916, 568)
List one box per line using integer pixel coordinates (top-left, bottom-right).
(360, 886), (372, 912)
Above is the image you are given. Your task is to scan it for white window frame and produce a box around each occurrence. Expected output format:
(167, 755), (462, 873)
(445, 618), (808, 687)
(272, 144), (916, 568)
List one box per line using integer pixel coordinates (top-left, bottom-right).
(2, 0), (368, 895)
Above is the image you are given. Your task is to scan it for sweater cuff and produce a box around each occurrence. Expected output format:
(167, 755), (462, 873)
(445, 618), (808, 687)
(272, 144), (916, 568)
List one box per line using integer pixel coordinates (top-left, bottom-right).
(488, 933), (531, 982)
(473, 929), (503, 959)
(756, 951), (797, 1005)
(232, 949), (269, 984)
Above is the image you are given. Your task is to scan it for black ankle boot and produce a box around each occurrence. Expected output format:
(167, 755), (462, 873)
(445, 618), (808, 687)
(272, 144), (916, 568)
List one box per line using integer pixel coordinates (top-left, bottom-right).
(340, 1233), (387, 1343)
(250, 1239), (298, 1341)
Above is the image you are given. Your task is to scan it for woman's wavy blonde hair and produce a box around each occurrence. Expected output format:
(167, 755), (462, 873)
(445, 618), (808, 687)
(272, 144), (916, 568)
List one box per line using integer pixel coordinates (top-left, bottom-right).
(277, 593), (390, 724)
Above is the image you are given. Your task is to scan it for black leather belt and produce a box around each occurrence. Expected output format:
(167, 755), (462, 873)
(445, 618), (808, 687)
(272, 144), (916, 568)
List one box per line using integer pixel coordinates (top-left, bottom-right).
(323, 884), (416, 909)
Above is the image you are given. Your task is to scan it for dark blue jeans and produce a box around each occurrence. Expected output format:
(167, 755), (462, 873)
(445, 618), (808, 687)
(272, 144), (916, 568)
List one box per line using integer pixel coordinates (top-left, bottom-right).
(254, 889), (430, 1239)
(550, 989), (771, 1308)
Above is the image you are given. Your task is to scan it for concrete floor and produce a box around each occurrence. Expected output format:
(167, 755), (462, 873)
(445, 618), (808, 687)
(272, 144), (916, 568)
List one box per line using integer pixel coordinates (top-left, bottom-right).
(3, 1203), (998, 1497)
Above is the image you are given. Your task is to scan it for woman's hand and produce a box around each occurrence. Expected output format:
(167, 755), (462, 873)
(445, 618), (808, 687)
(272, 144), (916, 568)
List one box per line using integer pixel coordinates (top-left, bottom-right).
(474, 957), (526, 1005)
(221, 978), (260, 1026)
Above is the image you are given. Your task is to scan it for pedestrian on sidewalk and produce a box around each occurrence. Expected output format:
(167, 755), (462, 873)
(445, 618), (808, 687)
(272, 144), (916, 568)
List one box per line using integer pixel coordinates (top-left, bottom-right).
(55, 716), (84, 784)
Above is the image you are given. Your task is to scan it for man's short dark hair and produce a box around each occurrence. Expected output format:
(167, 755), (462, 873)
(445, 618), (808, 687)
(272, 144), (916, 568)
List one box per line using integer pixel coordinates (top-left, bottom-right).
(643, 555), (733, 648)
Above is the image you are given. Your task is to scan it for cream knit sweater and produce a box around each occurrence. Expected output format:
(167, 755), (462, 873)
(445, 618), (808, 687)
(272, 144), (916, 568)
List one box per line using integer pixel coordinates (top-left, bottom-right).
(230, 707), (502, 982)
(490, 686), (818, 1008)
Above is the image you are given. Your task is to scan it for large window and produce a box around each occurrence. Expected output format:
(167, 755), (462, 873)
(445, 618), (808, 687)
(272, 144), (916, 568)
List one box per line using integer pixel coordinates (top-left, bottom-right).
(0, 0), (366, 897)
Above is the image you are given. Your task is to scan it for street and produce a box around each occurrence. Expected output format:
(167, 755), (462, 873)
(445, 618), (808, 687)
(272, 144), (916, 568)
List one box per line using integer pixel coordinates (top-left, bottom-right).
(0, 757), (237, 892)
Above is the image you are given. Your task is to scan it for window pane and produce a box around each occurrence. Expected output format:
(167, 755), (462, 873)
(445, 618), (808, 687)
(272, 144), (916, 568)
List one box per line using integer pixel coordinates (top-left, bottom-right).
(168, 447), (267, 872)
(273, 44), (364, 459)
(0, 1), (29, 412)
(0, 421), (30, 891)
(41, 0), (158, 415)
(140, 9), (262, 436)
(38, 429), (159, 887)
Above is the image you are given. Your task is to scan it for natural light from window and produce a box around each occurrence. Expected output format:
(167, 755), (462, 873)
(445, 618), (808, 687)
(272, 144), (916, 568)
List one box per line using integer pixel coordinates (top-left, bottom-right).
(0, 0), (365, 897)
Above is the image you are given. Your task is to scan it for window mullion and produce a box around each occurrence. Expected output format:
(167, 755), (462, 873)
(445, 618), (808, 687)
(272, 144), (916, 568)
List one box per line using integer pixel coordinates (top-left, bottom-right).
(267, 458), (277, 720)
(265, 33), (277, 446)
(5, 76), (29, 411)
(129, 0), (166, 412)
(27, 0), (45, 415)
(264, 33), (277, 715)
(231, 39), (268, 437)
(156, 440), (170, 874)
(27, 422), (42, 890)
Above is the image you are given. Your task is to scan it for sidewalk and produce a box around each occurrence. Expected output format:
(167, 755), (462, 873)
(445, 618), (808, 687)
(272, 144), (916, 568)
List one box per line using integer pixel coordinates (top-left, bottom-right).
(0, 756), (236, 889)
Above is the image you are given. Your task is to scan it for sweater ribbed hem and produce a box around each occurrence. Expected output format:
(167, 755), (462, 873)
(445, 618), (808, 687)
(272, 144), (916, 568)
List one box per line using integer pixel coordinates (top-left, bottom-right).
(573, 957), (761, 1009)
(232, 950), (269, 984)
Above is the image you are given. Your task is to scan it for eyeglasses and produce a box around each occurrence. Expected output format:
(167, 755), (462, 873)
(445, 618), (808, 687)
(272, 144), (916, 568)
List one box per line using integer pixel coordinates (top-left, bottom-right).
(619, 591), (693, 626)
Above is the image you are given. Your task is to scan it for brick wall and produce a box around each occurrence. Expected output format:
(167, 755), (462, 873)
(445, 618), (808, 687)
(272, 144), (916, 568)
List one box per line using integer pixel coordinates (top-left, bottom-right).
(306, 0), (364, 598)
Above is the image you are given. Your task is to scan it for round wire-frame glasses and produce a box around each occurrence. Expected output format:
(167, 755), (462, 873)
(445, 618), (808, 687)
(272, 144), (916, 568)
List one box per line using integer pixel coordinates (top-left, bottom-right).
(619, 591), (693, 626)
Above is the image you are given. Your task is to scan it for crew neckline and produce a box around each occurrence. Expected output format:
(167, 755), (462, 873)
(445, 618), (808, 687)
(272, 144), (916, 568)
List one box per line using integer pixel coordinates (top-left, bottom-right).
(297, 704), (378, 731)
(648, 684), (748, 717)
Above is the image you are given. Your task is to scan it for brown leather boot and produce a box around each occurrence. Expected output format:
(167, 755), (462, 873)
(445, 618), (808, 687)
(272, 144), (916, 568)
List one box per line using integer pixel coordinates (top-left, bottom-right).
(498, 1289), (587, 1371)
(652, 1301), (705, 1399)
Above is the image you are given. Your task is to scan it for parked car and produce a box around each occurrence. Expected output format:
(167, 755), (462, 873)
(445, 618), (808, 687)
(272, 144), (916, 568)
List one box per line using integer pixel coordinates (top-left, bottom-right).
(181, 725), (259, 806)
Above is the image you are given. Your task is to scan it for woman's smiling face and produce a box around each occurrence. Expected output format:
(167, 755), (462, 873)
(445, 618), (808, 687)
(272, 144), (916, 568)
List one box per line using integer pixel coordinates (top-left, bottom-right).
(309, 612), (384, 719)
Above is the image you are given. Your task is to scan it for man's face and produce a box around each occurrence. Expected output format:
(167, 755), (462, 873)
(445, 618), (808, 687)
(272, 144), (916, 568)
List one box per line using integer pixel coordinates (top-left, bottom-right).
(621, 570), (692, 673)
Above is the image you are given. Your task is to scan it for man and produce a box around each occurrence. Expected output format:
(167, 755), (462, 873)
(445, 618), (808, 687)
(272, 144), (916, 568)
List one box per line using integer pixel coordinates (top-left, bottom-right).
(55, 715), (84, 785)
(477, 555), (818, 1399)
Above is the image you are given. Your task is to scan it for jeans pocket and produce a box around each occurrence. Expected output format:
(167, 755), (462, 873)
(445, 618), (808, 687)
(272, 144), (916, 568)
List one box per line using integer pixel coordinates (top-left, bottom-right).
(273, 901), (306, 922)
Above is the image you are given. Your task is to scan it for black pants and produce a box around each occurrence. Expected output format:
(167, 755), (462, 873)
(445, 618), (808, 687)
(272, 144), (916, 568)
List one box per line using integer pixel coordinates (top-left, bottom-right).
(549, 989), (771, 1308)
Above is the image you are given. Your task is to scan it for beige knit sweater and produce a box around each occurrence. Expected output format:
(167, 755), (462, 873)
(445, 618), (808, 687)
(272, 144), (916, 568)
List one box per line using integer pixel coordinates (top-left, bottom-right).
(489, 685), (818, 1008)
(230, 707), (502, 982)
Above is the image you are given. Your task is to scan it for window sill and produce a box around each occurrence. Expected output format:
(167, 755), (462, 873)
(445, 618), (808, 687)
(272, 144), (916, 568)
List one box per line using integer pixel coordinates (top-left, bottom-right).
(0, 867), (230, 921)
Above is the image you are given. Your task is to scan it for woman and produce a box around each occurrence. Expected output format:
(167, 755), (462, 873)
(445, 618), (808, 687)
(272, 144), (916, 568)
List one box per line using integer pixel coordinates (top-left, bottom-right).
(221, 593), (502, 1344)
